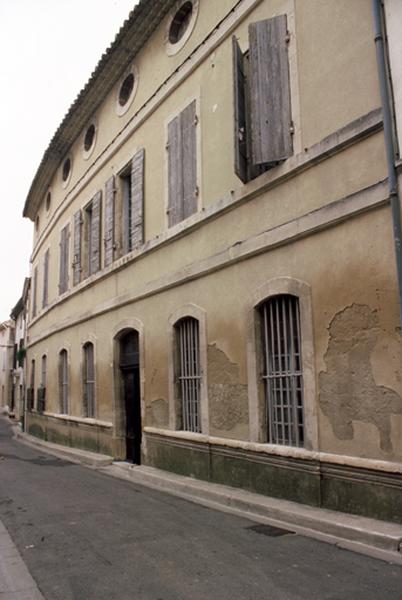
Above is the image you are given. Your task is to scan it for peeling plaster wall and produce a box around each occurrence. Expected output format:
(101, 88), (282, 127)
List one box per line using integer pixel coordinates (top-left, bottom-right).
(319, 304), (402, 456)
(207, 344), (249, 439)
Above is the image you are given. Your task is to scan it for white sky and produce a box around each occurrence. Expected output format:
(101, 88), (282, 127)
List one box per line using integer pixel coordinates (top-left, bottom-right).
(0, 0), (137, 322)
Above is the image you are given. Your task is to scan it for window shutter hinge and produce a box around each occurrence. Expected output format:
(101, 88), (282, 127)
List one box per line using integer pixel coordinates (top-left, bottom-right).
(289, 121), (295, 135)
(194, 186), (199, 198)
(165, 142), (170, 151)
(194, 114), (199, 126)
(285, 32), (290, 44)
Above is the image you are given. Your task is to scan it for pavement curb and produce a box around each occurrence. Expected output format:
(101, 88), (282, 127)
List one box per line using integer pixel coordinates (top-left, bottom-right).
(9, 419), (402, 566)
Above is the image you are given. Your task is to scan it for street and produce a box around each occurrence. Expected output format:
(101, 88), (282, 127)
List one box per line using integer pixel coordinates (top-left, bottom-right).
(0, 417), (401, 600)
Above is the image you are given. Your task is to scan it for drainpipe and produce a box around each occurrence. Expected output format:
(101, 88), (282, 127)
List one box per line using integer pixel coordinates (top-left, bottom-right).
(372, 0), (402, 331)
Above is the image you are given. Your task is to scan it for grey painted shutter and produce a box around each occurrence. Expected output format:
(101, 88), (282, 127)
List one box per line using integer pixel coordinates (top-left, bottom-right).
(90, 191), (102, 275)
(130, 148), (145, 249)
(232, 36), (248, 183)
(73, 210), (82, 285)
(181, 100), (197, 220)
(249, 15), (293, 165)
(167, 113), (183, 227)
(59, 224), (69, 294)
(104, 176), (115, 267)
(32, 266), (38, 317)
(42, 249), (49, 308)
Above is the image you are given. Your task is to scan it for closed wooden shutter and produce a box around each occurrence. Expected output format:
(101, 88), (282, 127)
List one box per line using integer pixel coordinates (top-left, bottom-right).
(73, 210), (82, 285)
(167, 113), (183, 227)
(104, 176), (115, 267)
(130, 148), (145, 249)
(90, 191), (102, 275)
(32, 265), (38, 317)
(249, 15), (293, 166)
(232, 36), (248, 183)
(42, 249), (49, 308)
(181, 100), (197, 220)
(59, 224), (69, 294)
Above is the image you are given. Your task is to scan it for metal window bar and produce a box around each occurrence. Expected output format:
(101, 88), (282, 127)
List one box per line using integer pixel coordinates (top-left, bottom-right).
(178, 318), (201, 432)
(261, 295), (304, 446)
(84, 343), (95, 418)
(60, 351), (69, 414)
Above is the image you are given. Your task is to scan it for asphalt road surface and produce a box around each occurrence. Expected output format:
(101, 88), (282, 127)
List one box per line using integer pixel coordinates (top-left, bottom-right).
(1, 418), (401, 600)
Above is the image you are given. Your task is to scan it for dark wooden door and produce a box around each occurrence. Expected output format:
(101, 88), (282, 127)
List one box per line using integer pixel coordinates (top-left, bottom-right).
(119, 331), (141, 464)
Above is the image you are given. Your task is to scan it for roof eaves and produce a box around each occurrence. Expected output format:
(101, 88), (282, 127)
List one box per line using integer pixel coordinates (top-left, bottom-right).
(23, 0), (176, 221)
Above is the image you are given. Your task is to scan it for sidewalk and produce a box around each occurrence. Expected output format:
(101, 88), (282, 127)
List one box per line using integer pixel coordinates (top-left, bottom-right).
(0, 520), (44, 600)
(13, 424), (402, 567)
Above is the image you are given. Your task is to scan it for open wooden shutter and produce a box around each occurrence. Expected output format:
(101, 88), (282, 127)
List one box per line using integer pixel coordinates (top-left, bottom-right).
(181, 100), (197, 220)
(32, 266), (38, 317)
(232, 36), (248, 183)
(130, 148), (145, 249)
(249, 15), (293, 165)
(104, 176), (115, 267)
(167, 113), (183, 227)
(90, 191), (102, 275)
(73, 210), (82, 285)
(59, 224), (69, 294)
(42, 249), (49, 308)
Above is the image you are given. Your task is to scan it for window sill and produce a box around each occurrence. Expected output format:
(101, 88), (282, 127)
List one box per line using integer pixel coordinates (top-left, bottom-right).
(43, 412), (113, 428)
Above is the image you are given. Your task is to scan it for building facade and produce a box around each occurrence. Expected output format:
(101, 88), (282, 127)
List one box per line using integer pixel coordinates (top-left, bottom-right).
(0, 321), (14, 414)
(10, 278), (30, 422)
(23, 0), (402, 523)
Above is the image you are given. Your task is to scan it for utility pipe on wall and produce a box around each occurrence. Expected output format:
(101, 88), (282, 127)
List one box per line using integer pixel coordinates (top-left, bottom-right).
(372, 0), (402, 331)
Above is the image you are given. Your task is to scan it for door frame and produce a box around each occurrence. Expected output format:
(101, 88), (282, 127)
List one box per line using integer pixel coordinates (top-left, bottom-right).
(112, 320), (145, 460)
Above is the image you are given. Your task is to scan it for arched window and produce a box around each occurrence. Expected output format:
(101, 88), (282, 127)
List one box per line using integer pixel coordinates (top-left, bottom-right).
(175, 317), (201, 432)
(83, 342), (95, 418)
(259, 294), (304, 446)
(59, 349), (69, 414)
(41, 355), (47, 388)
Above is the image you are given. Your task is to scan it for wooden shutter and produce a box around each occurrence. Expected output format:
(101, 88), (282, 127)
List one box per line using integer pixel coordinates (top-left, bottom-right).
(181, 100), (197, 220)
(73, 210), (82, 285)
(42, 249), (49, 308)
(232, 36), (248, 183)
(32, 266), (38, 317)
(249, 15), (293, 166)
(130, 148), (145, 249)
(59, 224), (69, 294)
(167, 113), (183, 227)
(104, 176), (115, 267)
(90, 192), (102, 275)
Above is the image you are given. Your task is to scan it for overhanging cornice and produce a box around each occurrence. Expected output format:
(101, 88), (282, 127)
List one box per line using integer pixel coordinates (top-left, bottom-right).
(23, 0), (177, 221)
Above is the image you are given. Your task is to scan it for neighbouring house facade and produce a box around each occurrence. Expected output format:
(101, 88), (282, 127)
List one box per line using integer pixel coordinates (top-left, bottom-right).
(23, 0), (402, 523)
(0, 321), (15, 414)
(10, 278), (30, 422)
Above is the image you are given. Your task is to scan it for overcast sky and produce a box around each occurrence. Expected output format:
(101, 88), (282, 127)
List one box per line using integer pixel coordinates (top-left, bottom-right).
(0, 0), (137, 322)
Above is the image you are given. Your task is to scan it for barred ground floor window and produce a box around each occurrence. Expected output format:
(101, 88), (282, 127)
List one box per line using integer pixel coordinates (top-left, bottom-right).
(260, 294), (304, 447)
(175, 317), (201, 433)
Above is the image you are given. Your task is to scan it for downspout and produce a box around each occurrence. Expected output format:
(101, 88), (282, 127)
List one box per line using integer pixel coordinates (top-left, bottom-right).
(372, 0), (402, 330)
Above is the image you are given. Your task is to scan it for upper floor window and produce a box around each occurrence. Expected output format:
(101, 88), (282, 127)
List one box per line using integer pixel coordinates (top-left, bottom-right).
(83, 342), (95, 418)
(119, 149), (145, 255)
(116, 66), (139, 116)
(32, 265), (38, 318)
(59, 224), (70, 294)
(233, 15), (293, 183)
(61, 157), (72, 187)
(59, 349), (69, 414)
(42, 249), (49, 309)
(166, 0), (199, 55)
(175, 316), (201, 432)
(259, 294), (304, 447)
(167, 100), (198, 227)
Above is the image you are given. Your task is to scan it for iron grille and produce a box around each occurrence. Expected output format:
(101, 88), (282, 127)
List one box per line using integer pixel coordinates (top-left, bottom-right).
(84, 343), (95, 418)
(261, 295), (304, 446)
(177, 317), (201, 433)
(59, 350), (69, 414)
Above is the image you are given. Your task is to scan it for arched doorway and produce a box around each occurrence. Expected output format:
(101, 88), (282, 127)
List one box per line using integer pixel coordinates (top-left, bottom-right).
(119, 330), (141, 464)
